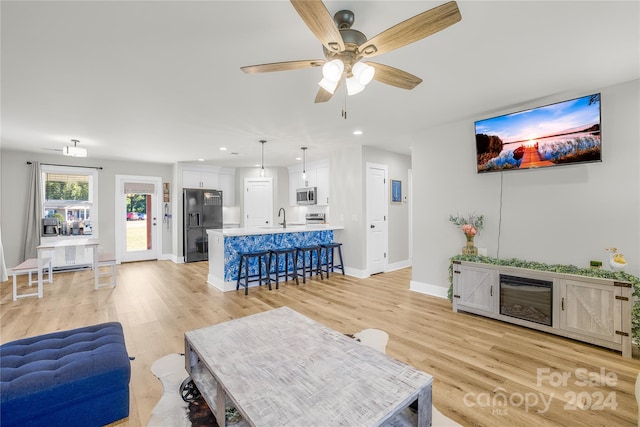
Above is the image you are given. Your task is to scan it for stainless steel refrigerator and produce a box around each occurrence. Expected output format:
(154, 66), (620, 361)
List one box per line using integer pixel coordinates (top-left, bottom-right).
(183, 189), (223, 262)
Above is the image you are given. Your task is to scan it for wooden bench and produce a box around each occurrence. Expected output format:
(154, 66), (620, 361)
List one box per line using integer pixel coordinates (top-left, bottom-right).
(97, 252), (117, 288)
(11, 257), (52, 301)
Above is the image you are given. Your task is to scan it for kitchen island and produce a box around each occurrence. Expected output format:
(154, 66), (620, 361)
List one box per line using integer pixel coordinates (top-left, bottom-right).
(206, 225), (344, 291)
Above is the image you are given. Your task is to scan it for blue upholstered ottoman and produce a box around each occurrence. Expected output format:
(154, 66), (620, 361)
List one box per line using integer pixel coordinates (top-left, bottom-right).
(0, 322), (131, 427)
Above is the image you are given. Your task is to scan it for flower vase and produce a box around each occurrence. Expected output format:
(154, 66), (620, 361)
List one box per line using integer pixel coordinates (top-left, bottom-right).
(462, 234), (478, 255)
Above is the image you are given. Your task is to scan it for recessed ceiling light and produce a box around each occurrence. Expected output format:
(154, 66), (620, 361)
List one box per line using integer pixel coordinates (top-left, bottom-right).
(353, 130), (363, 135)
(197, 158), (205, 162)
(219, 147), (227, 151)
(295, 157), (302, 161)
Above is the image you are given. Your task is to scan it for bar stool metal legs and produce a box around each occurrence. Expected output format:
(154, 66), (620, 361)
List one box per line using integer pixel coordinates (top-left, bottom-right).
(236, 250), (270, 295)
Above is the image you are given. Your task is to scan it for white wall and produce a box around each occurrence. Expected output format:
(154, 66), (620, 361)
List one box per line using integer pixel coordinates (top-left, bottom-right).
(330, 145), (365, 273)
(411, 79), (640, 294)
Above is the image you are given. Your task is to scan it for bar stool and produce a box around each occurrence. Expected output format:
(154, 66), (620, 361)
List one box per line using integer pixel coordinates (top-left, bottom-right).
(268, 248), (299, 288)
(295, 245), (323, 284)
(236, 250), (270, 295)
(320, 242), (345, 278)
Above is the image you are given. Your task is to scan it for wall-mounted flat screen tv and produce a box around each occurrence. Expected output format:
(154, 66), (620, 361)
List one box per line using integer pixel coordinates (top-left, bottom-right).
(475, 93), (601, 173)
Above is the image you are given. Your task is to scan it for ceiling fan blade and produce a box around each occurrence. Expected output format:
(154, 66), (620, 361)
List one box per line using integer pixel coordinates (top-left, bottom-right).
(315, 87), (333, 103)
(241, 60), (324, 74)
(367, 62), (423, 90)
(358, 1), (461, 58)
(314, 77), (343, 103)
(290, 0), (345, 53)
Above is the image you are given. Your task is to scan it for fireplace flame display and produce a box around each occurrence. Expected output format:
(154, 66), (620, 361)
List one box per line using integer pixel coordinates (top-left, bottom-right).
(500, 275), (552, 326)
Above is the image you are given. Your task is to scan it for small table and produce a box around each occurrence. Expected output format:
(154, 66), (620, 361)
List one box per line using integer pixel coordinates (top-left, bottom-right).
(185, 307), (433, 427)
(36, 238), (100, 293)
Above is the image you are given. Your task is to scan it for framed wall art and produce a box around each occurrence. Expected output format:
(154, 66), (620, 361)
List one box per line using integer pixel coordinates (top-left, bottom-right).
(391, 179), (402, 204)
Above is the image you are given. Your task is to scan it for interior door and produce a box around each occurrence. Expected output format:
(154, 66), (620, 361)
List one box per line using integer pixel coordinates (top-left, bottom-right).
(366, 163), (388, 275)
(244, 178), (273, 228)
(116, 175), (162, 263)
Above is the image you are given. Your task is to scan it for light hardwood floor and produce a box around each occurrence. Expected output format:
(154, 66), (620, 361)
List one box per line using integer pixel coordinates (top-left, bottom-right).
(2, 261), (638, 426)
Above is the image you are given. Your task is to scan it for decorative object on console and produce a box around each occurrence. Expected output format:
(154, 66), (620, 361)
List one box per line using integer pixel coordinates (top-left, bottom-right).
(590, 260), (602, 269)
(449, 213), (484, 255)
(606, 247), (627, 272)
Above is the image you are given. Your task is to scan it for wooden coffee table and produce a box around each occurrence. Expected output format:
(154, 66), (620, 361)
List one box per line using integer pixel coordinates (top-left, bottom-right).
(184, 307), (433, 426)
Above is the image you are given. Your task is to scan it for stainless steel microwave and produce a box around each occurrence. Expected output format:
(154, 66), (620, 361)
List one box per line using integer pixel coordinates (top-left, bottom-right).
(296, 187), (317, 205)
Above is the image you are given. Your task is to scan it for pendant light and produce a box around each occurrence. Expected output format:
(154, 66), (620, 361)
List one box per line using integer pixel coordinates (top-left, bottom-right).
(301, 146), (308, 180)
(259, 140), (266, 177)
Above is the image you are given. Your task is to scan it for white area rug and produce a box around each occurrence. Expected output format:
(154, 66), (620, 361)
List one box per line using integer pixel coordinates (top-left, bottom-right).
(148, 353), (191, 427)
(148, 330), (461, 427)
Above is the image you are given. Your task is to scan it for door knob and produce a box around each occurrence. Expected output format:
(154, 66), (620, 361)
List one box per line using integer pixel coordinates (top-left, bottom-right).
(370, 225), (375, 228)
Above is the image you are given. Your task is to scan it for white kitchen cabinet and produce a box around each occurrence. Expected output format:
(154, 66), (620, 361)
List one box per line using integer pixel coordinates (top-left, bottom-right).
(218, 170), (235, 206)
(316, 166), (329, 206)
(289, 172), (302, 206)
(452, 263), (498, 314)
(301, 169), (316, 188)
(183, 170), (219, 189)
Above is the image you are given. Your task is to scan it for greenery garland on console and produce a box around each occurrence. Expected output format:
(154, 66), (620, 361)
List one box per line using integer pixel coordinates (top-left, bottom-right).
(448, 254), (640, 346)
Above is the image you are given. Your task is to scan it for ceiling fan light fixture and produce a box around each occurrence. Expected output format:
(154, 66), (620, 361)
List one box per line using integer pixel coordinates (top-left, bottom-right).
(63, 139), (87, 157)
(321, 59), (344, 82)
(352, 62), (375, 86)
(346, 77), (365, 96)
(318, 77), (339, 94)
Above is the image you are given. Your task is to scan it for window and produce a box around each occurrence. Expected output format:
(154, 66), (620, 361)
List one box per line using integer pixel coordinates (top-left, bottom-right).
(41, 165), (99, 237)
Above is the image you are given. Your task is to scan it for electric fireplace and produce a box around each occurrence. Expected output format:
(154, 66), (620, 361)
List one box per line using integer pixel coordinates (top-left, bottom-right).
(500, 275), (552, 326)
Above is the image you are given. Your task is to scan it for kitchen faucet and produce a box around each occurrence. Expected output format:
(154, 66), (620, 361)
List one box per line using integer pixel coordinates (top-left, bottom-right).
(278, 208), (286, 228)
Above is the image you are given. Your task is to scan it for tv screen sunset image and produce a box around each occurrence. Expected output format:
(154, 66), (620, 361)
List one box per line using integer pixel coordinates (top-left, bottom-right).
(475, 93), (601, 173)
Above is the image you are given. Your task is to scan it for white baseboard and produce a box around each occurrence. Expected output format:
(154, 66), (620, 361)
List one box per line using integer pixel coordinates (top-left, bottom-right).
(409, 280), (449, 299)
(386, 259), (411, 272)
(344, 267), (367, 279)
(158, 253), (179, 263)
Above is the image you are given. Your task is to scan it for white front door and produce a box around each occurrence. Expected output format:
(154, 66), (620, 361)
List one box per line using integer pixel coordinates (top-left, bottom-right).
(366, 163), (388, 275)
(115, 175), (162, 262)
(244, 178), (273, 228)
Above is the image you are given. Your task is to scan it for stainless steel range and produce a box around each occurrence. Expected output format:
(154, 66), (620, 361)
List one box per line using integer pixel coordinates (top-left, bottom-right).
(305, 213), (325, 224)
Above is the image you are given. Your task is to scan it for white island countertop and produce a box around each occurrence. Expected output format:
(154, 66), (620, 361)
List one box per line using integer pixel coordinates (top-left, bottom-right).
(207, 224), (344, 237)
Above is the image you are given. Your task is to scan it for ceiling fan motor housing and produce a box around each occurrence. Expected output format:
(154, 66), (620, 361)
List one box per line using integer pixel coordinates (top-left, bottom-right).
(322, 26), (367, 75)
(334, 10), (355, 29)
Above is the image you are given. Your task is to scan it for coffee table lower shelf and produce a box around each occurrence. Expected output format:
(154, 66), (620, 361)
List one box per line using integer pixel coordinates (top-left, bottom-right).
(189, 361), (249, 427)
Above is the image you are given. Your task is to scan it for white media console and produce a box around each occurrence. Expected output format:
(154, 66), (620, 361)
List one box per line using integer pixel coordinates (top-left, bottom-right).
(452, 260), (633, 358)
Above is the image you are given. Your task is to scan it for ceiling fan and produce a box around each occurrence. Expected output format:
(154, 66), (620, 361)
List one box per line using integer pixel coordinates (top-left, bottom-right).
(241, 1), (462, 104)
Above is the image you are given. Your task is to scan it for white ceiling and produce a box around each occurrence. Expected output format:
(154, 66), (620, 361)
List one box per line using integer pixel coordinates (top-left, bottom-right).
(1, 1), (638, 168)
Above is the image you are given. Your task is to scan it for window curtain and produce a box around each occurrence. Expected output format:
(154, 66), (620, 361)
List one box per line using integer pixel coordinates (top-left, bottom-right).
(23, 161), (42, 261)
